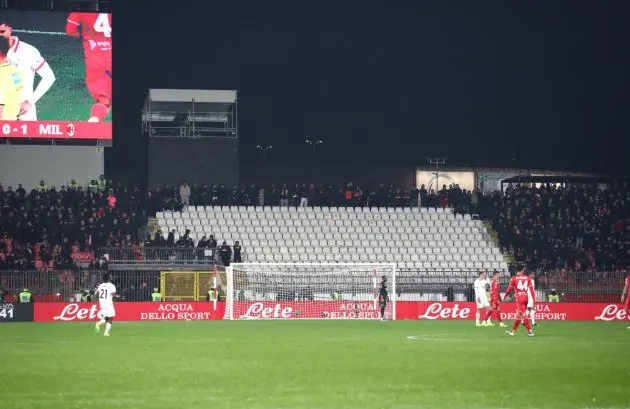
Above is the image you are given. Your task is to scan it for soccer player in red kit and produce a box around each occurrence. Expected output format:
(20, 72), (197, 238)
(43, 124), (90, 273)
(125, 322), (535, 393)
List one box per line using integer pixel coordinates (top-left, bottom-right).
(485, 270), (506, 328)
(621, 275), (630, 330)
(65, 12), (112, 122)
(503, 265), (535, 337)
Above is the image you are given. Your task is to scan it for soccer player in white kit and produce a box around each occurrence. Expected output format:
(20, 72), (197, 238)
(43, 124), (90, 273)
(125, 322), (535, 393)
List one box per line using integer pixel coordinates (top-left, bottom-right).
(95, 273), (116, 337)
(474, 271), (490, 327)
(527, 271), (537, 328)
(0, 20), (56, 120)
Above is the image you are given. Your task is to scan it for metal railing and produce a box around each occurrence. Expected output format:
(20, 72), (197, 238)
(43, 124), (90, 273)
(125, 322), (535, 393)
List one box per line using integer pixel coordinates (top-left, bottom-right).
(0, 269), (624, 303)
(100, 247), (216, 265)
(0, 269), (164, 302)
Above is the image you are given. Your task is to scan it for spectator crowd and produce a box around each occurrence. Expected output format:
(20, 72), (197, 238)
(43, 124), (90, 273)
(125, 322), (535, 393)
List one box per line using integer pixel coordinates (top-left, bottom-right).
(479, 182), (629, 272)
(1, 177), (628, 274)
(160, 181), (474, 211)
(0, 177), (148, 271)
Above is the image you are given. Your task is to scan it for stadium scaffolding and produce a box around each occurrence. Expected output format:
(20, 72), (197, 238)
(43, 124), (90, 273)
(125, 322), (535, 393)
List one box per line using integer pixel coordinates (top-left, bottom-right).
(142, 89), (238, 139)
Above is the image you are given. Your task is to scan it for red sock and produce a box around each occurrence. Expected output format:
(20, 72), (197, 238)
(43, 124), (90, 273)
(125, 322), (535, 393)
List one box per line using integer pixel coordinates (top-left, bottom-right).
(497, 312), (502, 323)
(486, 310), (493, 320)
(523, 318), (532, 332)
(512, 318), (521, 332)
(90, 103), (109, 121)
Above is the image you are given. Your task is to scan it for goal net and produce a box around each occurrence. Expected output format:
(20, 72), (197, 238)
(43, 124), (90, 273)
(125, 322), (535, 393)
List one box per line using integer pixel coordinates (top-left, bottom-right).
(223, 263), (396, 320)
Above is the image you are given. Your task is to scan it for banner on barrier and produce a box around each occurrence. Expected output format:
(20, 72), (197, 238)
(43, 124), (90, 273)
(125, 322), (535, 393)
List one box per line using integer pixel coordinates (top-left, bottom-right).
(234, 301), (383, 320)
(34, 302), (226, 322)
(33, 301), (629, 322)
(401, 302), (629, 321)
(233, 301), (630, 321)
(0, 303), (34, 322)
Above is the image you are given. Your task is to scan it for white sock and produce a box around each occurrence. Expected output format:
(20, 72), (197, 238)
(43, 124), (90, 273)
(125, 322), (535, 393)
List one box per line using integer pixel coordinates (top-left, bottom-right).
(98, 319), (106, 325)
(475, 311), (480, 324)
(531, 314), (536, 325)
(105, 323), (112, 335)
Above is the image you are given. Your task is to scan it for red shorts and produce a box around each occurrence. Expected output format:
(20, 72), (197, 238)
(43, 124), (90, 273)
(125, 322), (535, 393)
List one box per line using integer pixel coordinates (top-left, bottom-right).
(490, 300), (500, 310)
(84, 51), (112, 101)
(515, 300), (528, 315)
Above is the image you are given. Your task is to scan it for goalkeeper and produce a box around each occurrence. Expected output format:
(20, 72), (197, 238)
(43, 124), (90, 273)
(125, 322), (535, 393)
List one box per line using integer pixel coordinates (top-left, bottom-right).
(378, 276), (389, 320)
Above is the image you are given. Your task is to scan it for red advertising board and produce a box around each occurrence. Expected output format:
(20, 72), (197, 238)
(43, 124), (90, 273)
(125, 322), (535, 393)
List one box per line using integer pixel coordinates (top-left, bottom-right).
(34, 301), (629, 322)
(400, 302), (630, 321)
(0, 121), (111, 140)
(34, 302), (225, 322)
(234, 301), (630, 321)
(233, 301), (383, 320)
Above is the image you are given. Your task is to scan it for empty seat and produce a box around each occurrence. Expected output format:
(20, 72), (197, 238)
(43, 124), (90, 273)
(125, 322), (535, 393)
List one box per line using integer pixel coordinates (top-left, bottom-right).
(155, 204), (508, 278)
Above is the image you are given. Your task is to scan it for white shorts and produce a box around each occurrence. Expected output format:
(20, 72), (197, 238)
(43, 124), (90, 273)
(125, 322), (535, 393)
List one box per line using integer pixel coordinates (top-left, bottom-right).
(476, 299), (490, 309)
(527, 299), (534, 309)
(99, 304), (116, 318)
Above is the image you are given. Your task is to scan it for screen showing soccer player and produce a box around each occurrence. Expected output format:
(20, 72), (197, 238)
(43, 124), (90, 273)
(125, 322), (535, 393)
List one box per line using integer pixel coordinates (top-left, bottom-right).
(0, 10), (112, 141)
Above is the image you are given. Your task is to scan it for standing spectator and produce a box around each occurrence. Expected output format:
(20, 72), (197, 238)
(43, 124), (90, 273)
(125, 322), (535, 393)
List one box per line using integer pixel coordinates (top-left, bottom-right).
(308, 183), (316, 206)
(219, 241), (232, 266)
(292, 184), (300, 207)
(36, 180), (48, 193)
(88, 179), (98, 193)
(197, 235), (208, 248)
(107, 190), (116, 209)
(575, 222), (584, 249)
(233, 240), (242, 263)
(279, 185), (289, 207)
(16, 184), (25, 199)
(471, 189), (479, 214)
(258, 187), (265, 206)
(166, 229), (176, 247)
(97, 174), (107, 192)
(179, 181), (191, 209)
(299, 184), (308, 207)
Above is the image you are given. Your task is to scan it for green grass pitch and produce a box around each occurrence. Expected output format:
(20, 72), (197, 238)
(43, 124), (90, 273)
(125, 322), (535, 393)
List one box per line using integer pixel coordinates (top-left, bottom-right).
(1, 321), (629, 409)
(18, 32), (112, 122)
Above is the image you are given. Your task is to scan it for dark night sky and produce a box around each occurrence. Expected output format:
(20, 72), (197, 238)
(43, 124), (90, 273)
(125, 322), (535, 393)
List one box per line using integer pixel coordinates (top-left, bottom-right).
(110, 1), (629, 180)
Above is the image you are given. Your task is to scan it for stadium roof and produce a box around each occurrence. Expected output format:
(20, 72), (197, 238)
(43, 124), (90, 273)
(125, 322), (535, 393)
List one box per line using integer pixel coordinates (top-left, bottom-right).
(501, 174), (627, 185)
(146, 89), (237, 113)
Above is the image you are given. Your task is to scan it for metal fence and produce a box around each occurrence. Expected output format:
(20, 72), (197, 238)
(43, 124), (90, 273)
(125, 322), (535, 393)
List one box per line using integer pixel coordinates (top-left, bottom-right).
(0, 269), (162, 302)
(0, 269), (624, 303)
(100, 247), (216, 265)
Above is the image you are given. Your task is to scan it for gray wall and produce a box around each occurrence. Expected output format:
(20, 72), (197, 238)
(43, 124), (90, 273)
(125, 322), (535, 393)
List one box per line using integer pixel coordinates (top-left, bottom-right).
(0, 145), (104, 189)
(148, 138), (239, 187)
(240, 163), (416, 189)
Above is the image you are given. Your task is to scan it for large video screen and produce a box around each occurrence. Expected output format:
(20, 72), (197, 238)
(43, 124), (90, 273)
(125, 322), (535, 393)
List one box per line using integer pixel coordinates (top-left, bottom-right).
(0, 10), (111, 141)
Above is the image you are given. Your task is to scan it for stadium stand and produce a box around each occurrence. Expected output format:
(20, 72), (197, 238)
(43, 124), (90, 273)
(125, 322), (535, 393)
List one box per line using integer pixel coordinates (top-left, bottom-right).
(1, 178), (628, 304)
(479, 183), (629, 271)
(2, 179), (628, 274)
(155, 206), (508, 272)
(0, 182), (149, 270)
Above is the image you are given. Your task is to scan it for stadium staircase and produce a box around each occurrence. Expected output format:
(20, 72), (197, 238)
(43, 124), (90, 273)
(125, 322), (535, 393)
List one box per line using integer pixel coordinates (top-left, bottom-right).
(482, 221), (515, 266)
(155, 206), (509, 273)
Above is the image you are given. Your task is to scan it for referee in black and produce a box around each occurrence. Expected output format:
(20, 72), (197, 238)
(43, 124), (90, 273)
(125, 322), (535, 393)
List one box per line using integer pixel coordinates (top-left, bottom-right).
(378, 275), (389, 320)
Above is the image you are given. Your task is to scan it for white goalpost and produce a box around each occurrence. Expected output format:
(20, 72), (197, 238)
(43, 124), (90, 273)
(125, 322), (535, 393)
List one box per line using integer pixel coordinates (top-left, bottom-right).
(223, 263), (396, 320)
